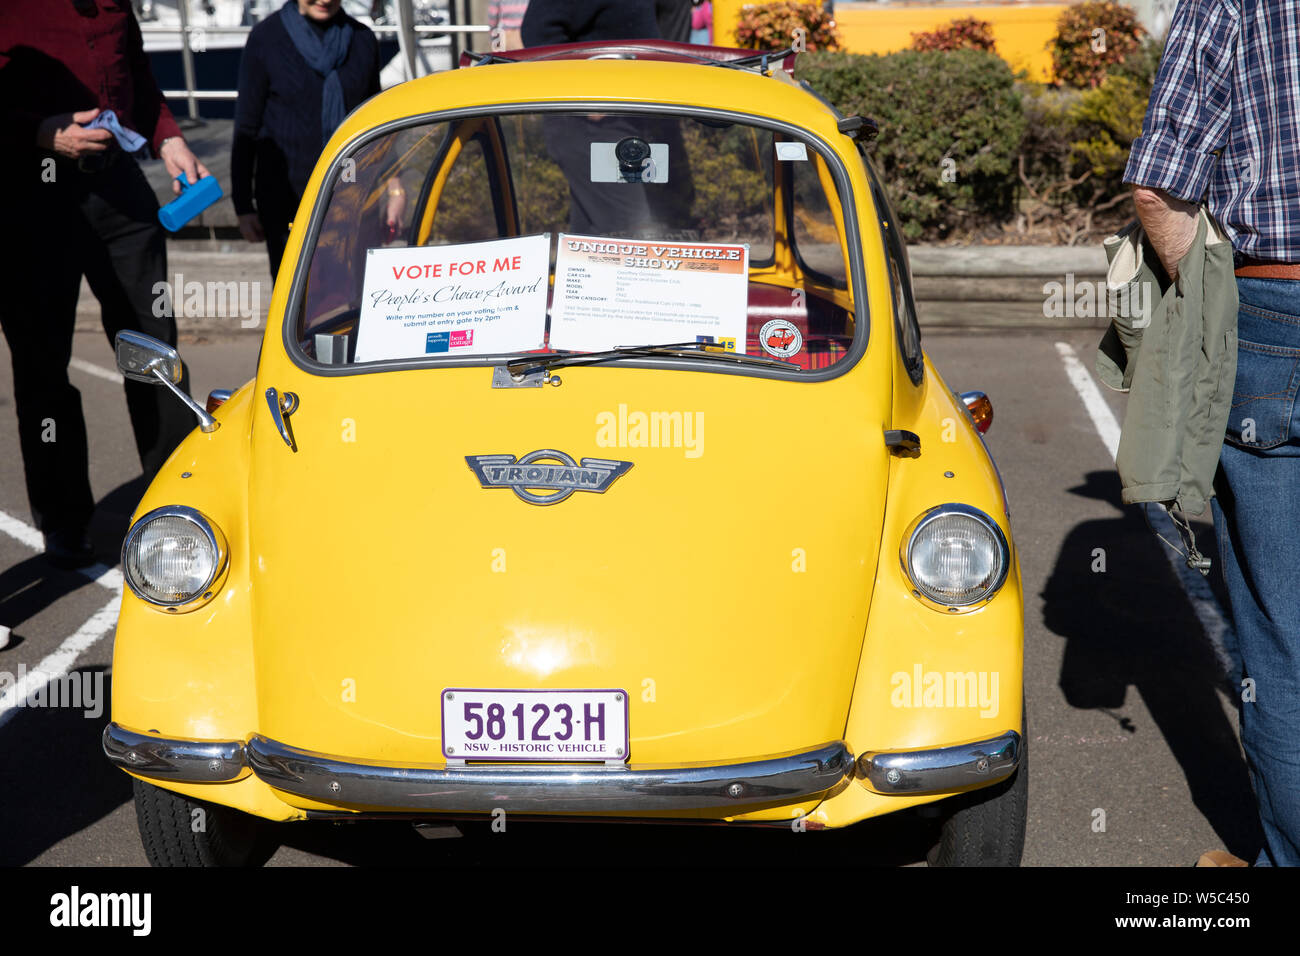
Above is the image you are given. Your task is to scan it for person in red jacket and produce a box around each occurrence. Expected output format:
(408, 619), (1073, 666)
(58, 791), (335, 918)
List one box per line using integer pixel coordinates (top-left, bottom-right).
(0, 0), (210, 569)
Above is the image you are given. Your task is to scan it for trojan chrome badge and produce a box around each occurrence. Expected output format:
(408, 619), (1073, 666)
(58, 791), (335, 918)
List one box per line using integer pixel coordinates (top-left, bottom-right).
(466, 450), (633, 505)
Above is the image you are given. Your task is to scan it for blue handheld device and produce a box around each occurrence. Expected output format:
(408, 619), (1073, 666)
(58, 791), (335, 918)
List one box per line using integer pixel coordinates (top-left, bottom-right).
(158, 174), (223, 232)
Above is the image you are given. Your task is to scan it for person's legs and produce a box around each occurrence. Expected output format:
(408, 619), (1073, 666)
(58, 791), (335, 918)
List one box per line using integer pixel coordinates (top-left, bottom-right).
(254, 179), (298, 281)
(264, 217), (290, 280)
(0, 168), (96, 541)
(1212, 276), (1300, 866)
(252, 141), (299, 282)
(80, 159), (193, 481)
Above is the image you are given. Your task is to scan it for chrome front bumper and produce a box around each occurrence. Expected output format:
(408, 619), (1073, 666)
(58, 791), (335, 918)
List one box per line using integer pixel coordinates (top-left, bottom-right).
(857, 731), (1021, 795)
(103, 724), (852, 813)
(103, 723), (250, 782)
(245, 736), (853, 813)
(103, 724), (1021, 812)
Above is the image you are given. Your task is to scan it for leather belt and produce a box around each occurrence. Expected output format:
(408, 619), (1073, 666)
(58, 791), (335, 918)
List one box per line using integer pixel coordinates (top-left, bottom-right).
(1234, 256), (1300, 279)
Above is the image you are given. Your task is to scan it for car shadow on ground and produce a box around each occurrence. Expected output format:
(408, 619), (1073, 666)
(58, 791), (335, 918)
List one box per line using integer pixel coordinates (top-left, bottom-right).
(0, 666), (128, 866)
(261, 808), (943, 867)
(1042, 470), (1263, 859)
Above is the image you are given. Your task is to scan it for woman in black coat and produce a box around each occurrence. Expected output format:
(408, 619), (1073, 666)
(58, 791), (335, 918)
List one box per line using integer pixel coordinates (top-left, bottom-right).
(232, 0), (382, 276)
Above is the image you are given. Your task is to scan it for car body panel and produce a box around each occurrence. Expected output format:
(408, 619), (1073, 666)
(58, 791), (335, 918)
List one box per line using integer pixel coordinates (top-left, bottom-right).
(243, 362), (891, 769)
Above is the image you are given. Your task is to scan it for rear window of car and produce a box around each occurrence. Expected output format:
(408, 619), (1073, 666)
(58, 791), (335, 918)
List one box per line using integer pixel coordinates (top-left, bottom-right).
(294, 109), (859, 374)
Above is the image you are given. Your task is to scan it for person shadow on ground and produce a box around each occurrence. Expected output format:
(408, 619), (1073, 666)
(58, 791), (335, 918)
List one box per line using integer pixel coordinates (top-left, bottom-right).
(1043, 470), (1262, 859)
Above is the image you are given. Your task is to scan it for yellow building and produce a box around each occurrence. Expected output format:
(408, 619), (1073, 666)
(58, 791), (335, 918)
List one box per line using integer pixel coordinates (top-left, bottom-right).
(715, 1), (1073, 81)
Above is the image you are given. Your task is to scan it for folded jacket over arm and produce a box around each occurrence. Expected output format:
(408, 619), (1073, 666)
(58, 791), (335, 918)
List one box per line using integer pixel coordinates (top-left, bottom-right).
(1096, 210), (1238, 516)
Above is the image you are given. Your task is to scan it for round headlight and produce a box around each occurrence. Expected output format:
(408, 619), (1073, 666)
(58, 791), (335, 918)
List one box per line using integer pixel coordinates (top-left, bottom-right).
(123, 506), (227, 608)
(901, 504), (1009, 611)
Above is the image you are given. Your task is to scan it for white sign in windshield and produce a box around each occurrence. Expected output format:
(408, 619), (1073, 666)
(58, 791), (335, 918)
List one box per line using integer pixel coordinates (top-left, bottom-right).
(549, 234), (750, 353)
(353, 234), (550, 363)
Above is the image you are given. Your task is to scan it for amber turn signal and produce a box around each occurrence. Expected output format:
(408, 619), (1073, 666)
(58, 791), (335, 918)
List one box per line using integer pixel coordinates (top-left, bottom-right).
(960, 391), (993, 434)
(205, 389), (234, 415)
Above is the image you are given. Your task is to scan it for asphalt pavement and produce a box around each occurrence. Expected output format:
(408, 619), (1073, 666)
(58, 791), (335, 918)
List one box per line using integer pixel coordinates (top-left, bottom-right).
(0, 323), (1256, 867)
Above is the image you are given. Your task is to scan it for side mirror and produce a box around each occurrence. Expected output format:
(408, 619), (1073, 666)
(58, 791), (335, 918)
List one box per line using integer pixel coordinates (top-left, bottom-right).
(114, 331), (219, 434)
(116, 330), (183, 384)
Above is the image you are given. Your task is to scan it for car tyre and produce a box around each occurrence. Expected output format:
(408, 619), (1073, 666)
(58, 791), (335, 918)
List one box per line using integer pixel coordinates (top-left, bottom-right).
(133, 778), (267, 867)
(926, 718), (1028, 868)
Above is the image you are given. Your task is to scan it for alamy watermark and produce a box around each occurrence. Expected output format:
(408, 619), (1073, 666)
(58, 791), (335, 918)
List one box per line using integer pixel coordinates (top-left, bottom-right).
(890, 665), (1000, 718)
(50, 886), (150, 936)
(0, 666), (104, 718)
(152, 272), (262, 328)
(595, 403), (704, 458)
(1043, 273), (1153, 326)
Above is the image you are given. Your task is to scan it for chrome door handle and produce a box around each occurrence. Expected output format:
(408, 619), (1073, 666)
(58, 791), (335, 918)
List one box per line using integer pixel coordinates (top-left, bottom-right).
(265, 387), (299, 451)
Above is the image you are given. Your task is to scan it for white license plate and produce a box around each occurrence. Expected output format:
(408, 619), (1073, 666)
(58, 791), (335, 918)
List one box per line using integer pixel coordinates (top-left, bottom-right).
(441, 689), (628, 762)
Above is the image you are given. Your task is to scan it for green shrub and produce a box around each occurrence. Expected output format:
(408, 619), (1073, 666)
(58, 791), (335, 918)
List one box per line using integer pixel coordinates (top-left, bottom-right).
(1109, 36), (1165, 90)
(799, 49), (1025, 240)
(910, 17), (996, 54)
(1051, 1), (1144, 88)
(1070, 73), (1149, 179)
(734, 2), (841, 51)
(1013, 66), (1151, 241)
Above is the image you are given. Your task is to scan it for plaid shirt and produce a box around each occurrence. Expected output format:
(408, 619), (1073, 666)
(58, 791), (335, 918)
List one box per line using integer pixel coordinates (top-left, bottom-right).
(1125, 0), (1300, 262)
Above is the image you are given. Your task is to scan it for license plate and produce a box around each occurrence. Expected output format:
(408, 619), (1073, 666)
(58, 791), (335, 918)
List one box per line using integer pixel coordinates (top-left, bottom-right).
(441, 689), (628, 762)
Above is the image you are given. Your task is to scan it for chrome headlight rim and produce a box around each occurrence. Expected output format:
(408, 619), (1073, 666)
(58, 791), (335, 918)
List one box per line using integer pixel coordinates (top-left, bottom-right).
(121, 505), (228, 611)
(900, 503), (1010, 613)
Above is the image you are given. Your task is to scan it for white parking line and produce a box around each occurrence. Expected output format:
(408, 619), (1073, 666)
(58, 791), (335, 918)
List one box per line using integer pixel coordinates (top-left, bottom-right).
(1054, 341), (1234, 662)
(69, 356), (124, 385)
(0, 507), (43, 552)
(0, 506), (124, 728)
(1054, 342), (1121, 459)
(0, 595), (120, 728)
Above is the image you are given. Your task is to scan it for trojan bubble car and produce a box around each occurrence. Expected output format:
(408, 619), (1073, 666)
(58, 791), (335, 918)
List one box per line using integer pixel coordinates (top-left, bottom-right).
(105, 41), (1025, 866)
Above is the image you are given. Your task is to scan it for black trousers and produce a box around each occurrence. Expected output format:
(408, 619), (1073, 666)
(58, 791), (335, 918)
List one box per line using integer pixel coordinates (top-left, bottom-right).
(655, 0), (693, 43)
(0, 153), (193, 534)
(256, 180), (300, 279)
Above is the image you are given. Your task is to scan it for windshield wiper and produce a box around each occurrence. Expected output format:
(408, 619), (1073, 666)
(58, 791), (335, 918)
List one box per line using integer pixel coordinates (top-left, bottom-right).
(504, 341), (797, 379)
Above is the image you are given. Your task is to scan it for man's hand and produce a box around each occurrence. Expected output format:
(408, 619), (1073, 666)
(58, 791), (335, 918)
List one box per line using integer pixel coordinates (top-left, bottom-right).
(238, 213), (265, 243)
(36, 109), (113, 159)
(1133, 186), (1200, 281)
(160, 137), (212, 193)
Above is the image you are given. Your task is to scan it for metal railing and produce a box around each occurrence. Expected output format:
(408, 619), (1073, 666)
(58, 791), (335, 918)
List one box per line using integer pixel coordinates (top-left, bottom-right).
(140, 0), (487, 120)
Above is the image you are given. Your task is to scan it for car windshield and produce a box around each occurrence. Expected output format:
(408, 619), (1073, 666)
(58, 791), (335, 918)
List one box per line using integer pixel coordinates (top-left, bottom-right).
(295, 109), (858, 372)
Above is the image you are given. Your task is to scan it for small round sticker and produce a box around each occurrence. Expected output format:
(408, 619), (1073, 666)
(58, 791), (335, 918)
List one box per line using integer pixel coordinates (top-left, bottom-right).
(759, 319), (802, 358)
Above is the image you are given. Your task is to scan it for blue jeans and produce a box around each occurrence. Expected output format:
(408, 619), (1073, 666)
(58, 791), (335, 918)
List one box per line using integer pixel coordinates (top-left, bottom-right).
(1212, 277), (1300, 866)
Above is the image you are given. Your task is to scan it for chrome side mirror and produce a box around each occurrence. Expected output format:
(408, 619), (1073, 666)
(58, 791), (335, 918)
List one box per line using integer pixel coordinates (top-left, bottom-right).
(116, 330), (182, 384)
(114, 331), (219, 433)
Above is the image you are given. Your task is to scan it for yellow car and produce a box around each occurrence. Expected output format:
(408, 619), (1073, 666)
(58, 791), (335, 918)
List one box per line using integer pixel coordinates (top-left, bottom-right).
(104, 40), (1024, 866)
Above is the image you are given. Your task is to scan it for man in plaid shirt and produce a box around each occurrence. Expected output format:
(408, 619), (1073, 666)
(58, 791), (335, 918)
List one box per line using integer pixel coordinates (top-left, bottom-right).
(1125, 0), (1300, 866)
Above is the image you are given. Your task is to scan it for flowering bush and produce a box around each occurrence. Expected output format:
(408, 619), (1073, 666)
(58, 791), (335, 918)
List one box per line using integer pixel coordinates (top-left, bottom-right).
(733, 2), (841, 52)
(910, 17), (996, 54)
(1051, 1), (1145, 88)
